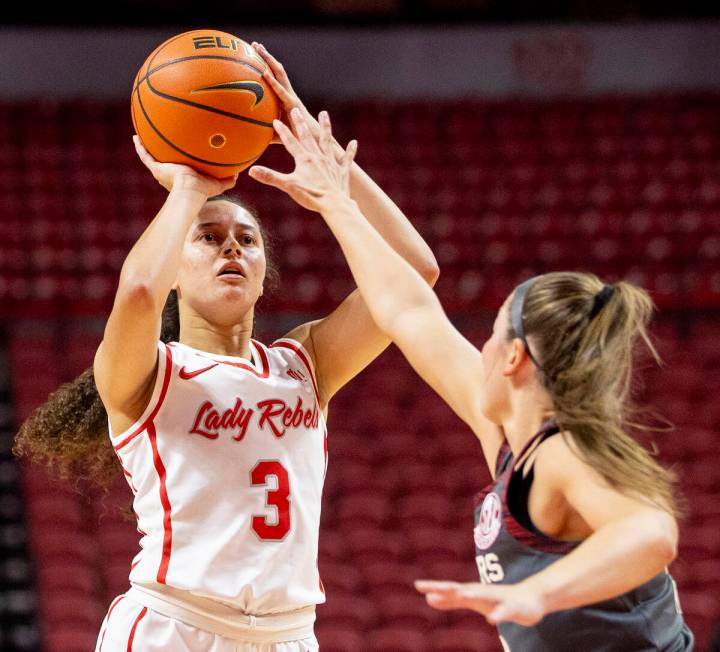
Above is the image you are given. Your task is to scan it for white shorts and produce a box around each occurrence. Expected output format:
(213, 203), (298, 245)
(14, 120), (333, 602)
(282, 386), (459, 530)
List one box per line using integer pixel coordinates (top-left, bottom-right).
(95, 592), (319, 652)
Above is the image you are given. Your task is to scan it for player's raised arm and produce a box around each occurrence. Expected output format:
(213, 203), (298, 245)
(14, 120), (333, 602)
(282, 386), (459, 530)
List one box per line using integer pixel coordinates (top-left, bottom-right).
(251, 43), (446, 410)
(94, 138), (237, 427)
(250, 109), (504, 470)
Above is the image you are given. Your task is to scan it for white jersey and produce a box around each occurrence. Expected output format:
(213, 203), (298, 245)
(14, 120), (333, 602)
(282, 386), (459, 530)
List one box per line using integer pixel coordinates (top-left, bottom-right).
(109, 338), (328, 616)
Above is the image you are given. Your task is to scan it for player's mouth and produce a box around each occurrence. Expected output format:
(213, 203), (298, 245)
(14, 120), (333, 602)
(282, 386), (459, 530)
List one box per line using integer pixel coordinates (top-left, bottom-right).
(217, 262), (246, 279)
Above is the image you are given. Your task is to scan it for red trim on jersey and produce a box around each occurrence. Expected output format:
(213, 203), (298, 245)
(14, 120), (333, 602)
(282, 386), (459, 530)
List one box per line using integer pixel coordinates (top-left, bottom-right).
(270, 340), (321, 405)
(114, 344), (174, 451)
(121, 463), (139, 495)
(147, 422), (173, 583)
(184, 339), (270, 378)
(323, 428), (328, 478)
(126, 606), (147, 651)
(99, 594), (125, 652)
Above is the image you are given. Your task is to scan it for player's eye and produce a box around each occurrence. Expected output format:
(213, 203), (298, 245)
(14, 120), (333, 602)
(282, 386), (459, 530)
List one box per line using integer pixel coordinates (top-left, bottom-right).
(242, 235), (257, 245)
(201, 233), (217, 243)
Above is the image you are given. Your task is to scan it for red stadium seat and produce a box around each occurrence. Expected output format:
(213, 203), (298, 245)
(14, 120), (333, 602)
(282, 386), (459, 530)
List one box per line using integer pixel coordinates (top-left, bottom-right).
(315, 626), (366, 652)
(429, 626), (501, 652)
(369, 626), (430, 651)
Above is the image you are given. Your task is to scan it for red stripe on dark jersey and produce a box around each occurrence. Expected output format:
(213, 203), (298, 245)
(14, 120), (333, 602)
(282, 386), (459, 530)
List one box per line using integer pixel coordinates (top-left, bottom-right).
(126, 606), (147, 651)
(147, 423), (173, 583)
(114, 344), (174, 451)
(270, 340), (321, 405)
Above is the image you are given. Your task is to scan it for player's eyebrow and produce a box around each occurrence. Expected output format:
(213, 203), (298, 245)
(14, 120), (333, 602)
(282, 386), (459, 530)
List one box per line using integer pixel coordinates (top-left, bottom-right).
(195, 221), (258, 232)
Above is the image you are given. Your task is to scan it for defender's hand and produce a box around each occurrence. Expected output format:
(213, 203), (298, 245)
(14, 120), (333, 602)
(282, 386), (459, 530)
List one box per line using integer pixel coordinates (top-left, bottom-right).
(248, 109), (356, 214)
(415, 580), (546, 626)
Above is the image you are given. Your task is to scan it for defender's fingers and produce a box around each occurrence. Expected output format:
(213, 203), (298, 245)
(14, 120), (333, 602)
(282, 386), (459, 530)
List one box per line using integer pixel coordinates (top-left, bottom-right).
(248, 165), (292, 190)
(424, 592), (465, 610)
(486, 603), (511, 625)
(342, 139), (358, 171)
(289, 108), (320, 153)
(318, 111), (335, 156)
(273, 119), (304, 158)
(414, 580), (460, 594)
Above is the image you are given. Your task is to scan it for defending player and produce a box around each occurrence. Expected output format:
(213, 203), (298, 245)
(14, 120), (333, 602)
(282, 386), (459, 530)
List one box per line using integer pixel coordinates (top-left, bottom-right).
(14, 49), (438, 651)
(252, 109), (694, 651)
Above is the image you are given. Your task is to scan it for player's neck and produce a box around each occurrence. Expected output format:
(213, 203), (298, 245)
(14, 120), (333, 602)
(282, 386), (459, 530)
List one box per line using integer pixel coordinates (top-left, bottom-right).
(178, 312), (255, 360)
(502, 387), (554, 458)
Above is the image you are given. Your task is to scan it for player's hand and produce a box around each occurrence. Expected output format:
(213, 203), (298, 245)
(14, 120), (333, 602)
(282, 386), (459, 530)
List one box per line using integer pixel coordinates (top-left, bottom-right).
(252, 42), (343, 159)
(133, 136), (238, 197)
(414, 580), (546, 626)
(248, 108), (356, 214)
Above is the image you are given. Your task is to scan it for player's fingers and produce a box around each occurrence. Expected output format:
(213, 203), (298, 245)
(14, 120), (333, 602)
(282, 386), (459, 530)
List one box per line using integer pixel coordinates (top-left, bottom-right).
(219, 173), (240, 190)
(414, 580), (460, 594)
(248, 165), (291, 190)
(290, 108), (320, 153)
(133, 135), (156, 168)
(273, 119), (304, 158)
(253, 43), (292, 87)
(318, 111), (334, 156)
(263, 70), (295, 106)
(486, 603), (511, 625)
(342, 139), (358, 171)
(424, 592), (464, 611)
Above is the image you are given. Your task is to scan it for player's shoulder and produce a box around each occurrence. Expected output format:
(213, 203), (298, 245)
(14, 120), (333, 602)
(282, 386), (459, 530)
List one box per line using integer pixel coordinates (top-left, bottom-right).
(266, 337), (316, 375)
(533, 429), (605, 491)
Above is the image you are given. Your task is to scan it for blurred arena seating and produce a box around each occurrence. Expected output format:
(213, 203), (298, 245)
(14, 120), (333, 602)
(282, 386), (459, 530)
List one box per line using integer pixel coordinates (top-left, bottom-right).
(2, 94), (719, 650)
(0, 333), (40, 650)
(1, 95), (719, 316)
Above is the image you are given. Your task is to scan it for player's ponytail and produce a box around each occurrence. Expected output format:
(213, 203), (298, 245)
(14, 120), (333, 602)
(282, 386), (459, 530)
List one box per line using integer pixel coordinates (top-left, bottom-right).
(13, 291), (181, 489)
(509, 271), (680, 516)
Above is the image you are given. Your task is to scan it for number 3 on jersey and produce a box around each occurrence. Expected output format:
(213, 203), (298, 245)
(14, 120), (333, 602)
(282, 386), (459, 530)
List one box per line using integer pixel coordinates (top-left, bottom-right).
(251, 460), (291, 540)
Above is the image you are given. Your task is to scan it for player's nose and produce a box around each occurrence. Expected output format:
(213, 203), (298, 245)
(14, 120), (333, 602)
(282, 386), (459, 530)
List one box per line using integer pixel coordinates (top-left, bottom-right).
(223, 237), (242, 257)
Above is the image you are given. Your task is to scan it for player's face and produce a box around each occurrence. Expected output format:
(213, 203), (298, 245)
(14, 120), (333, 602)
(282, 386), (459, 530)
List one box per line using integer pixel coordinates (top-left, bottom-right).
(478, 298), (514, 423)
(175, 200), (267, 326)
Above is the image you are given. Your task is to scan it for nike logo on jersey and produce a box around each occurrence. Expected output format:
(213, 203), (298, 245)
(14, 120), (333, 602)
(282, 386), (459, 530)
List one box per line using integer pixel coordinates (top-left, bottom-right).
(179, 363), (219, 380)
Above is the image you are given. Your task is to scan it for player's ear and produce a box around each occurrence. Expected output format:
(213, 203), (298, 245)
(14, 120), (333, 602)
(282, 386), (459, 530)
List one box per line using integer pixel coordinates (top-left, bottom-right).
(503, 338), (526, 376)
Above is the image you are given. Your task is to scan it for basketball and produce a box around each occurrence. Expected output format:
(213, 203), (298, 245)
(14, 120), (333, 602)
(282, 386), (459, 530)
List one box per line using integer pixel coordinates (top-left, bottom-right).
(131, 30), (281, 178)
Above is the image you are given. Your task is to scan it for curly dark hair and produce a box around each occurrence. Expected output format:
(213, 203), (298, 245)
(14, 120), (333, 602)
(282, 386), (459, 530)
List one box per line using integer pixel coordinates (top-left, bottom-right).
(14, 194), (279, 489)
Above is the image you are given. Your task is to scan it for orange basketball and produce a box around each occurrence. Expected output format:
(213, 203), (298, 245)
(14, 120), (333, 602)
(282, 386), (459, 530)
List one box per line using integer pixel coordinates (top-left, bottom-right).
(131, 30), (281, 178)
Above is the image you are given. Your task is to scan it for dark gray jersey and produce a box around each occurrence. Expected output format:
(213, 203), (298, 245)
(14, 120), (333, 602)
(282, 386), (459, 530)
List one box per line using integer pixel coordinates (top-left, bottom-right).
(473, 424), (693, 652)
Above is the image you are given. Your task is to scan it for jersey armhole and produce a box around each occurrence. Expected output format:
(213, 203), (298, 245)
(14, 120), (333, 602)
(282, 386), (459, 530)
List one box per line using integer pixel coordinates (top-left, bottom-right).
(109, 342), (174, 449)
(269, 338), (321, 403)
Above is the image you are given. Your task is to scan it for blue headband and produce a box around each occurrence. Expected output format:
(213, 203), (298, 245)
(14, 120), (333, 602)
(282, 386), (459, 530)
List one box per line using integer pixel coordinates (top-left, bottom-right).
(509, 276), (542, 368)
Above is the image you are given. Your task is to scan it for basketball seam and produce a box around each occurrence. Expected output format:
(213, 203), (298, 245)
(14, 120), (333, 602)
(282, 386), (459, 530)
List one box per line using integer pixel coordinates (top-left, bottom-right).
(133, 84), (262, 168)
(134, 55), (264, 95)
(143, 72), (274, 129)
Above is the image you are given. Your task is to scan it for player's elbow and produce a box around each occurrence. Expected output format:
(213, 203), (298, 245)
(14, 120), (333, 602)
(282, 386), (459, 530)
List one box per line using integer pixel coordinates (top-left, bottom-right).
(117, 276), (162, 313)
(646, 510), (679, 566)
(419, 255), (440, 287)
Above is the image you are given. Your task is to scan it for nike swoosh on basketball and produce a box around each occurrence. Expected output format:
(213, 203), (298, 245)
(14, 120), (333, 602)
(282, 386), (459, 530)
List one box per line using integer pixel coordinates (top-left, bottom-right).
(179, 363), (219, 380)
(191, 81), (264, 107)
